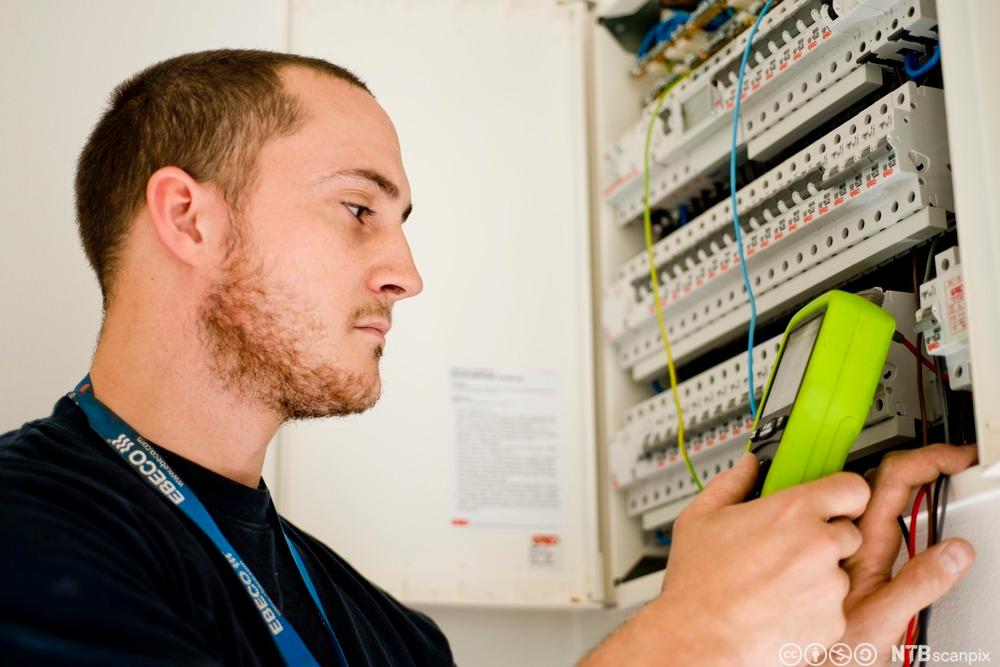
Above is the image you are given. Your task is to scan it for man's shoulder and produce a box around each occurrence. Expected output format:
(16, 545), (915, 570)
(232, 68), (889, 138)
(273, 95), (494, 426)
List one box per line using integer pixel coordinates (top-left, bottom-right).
(1, 397), (124, 498)
(2, 396), (96, 454)
(0, 399), (230, 625)
(0, 397), (184, 543)
(0, 403), (254, 666)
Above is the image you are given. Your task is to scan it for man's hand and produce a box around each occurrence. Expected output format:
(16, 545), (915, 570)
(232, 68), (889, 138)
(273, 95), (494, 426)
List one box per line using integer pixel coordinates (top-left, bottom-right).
(581, 452), (871, 666)
(827, 444), (978, 666)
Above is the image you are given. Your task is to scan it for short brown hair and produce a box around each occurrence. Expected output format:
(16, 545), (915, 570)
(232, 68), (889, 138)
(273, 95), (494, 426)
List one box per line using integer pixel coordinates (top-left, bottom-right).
(74, 49), (370, 305)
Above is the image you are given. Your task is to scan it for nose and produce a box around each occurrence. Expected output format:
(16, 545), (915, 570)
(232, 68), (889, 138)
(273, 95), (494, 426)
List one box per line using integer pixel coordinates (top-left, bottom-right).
(369, 225), (423, 302)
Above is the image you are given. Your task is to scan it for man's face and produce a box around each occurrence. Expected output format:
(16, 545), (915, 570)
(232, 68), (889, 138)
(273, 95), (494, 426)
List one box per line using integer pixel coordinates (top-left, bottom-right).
(199, 67), (422, 420)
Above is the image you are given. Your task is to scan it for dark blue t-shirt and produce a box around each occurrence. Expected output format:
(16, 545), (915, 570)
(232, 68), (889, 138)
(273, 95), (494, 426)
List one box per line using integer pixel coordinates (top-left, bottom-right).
(0, 397), (453, 666)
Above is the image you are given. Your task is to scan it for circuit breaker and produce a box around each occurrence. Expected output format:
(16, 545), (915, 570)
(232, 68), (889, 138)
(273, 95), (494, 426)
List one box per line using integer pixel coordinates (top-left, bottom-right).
(592, 0), (966, 596)
(916, 246), (971, 391)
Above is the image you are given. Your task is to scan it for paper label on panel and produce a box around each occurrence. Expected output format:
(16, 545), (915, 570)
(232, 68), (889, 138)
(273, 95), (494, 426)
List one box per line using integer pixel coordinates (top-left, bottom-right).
(448, 368), (565, 531)
(529, 533), (561, 567)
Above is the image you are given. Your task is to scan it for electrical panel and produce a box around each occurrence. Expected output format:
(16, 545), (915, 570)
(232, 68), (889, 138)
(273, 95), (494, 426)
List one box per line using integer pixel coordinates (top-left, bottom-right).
(592, 0), (969, 595)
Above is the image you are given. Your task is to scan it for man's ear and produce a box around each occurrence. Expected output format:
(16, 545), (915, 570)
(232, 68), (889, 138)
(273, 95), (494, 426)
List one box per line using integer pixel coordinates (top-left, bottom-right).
(145, 166), (225, 268)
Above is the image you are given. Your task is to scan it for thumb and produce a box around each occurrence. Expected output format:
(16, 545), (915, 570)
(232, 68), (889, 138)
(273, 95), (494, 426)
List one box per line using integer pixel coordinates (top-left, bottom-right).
(683, 451), (759, 519)
(854, 538), (975, 645)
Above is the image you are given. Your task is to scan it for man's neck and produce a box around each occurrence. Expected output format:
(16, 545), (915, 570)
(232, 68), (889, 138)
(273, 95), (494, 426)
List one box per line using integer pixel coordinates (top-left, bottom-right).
(88, 315), (281, 488)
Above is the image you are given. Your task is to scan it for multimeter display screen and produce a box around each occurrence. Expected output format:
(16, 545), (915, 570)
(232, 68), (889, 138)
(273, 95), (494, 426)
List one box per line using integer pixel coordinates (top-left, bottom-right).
(760, 314), (824, 421)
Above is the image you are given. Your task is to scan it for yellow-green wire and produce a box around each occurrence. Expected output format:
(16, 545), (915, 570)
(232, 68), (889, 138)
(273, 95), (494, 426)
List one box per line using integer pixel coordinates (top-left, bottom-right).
(641, 70), (703, 492)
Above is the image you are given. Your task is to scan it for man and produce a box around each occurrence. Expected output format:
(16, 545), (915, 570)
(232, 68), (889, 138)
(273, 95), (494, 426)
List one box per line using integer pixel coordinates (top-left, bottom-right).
(0, 49), (977, 666)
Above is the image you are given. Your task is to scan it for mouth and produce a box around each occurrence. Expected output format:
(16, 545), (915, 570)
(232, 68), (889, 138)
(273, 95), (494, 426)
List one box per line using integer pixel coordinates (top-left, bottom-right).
(354, 320), (390, 344)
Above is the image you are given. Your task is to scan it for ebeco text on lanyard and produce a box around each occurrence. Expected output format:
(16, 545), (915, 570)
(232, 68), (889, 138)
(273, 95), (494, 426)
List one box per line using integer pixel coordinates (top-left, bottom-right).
(68, 375), (349, 667)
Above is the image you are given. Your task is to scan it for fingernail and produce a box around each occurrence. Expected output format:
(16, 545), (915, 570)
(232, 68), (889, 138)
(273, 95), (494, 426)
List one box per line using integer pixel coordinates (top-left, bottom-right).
(940, 542), (973, 575)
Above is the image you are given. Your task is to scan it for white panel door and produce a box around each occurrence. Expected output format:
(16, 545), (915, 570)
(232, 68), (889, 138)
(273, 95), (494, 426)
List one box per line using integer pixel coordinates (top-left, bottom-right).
(280, 0), (599, 606)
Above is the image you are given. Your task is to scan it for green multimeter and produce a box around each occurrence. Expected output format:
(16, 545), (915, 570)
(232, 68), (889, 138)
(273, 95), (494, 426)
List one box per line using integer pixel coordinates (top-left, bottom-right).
(745, 290), (896, 499)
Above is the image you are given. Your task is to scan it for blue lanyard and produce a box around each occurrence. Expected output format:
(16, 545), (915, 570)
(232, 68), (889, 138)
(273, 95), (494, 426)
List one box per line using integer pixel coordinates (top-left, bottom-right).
(68, 375), (349, 667)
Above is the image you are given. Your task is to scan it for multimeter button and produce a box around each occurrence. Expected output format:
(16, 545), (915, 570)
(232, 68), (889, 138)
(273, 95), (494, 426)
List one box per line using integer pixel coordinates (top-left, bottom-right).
(758, 421), (776, 439)
(774, 415), (788, 430)
(758, 457), (772, 477)
(746, 456), (772, 500)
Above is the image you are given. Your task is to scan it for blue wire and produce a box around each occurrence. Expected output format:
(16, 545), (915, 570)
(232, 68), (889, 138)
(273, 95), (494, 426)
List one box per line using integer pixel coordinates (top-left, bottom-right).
(679, 204), (689, 226)
(904, 45), (940, 80)
(730, 0), (774, 419)
(658, 14), (688, 43)
(637, 24), (660, 59)
(651, 379), (665, 394)
(637, 14), (690, 60)
(705, 8), (734, 31)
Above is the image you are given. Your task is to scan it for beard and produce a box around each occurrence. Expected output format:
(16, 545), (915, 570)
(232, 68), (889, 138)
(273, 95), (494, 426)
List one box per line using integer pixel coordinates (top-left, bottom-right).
(197, 228), (387, 422)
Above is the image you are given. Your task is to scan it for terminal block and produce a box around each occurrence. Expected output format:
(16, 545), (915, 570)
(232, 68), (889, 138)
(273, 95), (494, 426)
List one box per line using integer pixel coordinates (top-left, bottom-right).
(602, 83), (951, 380)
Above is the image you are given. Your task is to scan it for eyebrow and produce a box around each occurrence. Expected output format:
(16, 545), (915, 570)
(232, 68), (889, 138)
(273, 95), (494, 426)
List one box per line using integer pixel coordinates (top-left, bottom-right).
(320, 168), (413, 222)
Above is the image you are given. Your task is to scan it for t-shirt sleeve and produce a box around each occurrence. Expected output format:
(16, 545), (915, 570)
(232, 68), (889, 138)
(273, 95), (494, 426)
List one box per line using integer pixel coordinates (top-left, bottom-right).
(0, 459), (222, 666)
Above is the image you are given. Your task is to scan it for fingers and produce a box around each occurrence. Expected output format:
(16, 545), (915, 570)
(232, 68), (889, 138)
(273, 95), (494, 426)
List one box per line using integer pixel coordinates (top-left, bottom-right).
(828, 517), (863, 560)
(864, 445), (977, 527)
(778, 471), (871, 521)
(848, 538), (975, 647)
(681, 452), (758, 520)
(855, 445), (978, 574)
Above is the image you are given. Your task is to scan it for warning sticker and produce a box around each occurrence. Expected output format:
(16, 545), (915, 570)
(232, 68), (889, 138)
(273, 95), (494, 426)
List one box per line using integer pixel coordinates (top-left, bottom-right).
(529, 533), (561, 567)
(945, 274), (967, 337)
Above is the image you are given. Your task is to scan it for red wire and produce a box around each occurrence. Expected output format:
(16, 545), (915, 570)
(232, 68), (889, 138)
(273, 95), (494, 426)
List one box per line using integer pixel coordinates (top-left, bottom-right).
(899, 336), (949, 381)
(903, 485), (930, 667)
(909, 484), (929, 555)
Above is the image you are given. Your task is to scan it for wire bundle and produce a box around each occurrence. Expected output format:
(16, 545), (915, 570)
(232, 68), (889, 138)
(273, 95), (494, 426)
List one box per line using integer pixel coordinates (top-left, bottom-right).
(636, 8), (734, 63)
(900, 475), (950, 667)
(898, 248), (953, 667)
(636, 13), (691, 61)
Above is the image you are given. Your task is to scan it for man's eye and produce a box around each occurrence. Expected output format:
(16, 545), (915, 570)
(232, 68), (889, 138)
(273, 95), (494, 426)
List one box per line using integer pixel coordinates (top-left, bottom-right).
(344, 203), (374, 221)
